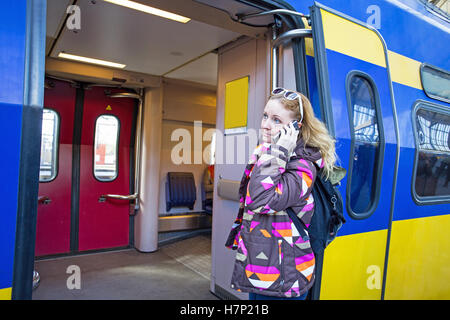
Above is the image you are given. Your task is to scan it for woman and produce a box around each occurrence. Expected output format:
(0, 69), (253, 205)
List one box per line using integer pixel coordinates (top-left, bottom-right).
(225, 88), (336, 300)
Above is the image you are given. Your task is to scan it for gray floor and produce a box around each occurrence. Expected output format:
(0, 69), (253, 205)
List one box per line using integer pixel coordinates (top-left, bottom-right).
(32, 234), (219, 300)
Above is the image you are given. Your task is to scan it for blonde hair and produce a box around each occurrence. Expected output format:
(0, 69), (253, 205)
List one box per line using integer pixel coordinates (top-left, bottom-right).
(269, 91), (337, 178)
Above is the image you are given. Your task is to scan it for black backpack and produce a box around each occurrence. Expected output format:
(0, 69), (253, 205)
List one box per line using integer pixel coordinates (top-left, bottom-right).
(286, 165), (346, 255)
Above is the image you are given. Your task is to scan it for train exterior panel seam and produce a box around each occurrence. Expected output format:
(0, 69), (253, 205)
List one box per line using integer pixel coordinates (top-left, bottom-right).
(385, 214), (450, 299)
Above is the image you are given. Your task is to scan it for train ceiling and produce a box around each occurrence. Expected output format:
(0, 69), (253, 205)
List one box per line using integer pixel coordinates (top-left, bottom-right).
(46, 0), (270, 87)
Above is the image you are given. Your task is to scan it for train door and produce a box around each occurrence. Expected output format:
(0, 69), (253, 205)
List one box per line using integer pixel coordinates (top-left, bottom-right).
(36, 80), (76, 256)
(36, 80), (137, 256)
(309, 4), (399, 299)
(78, 86), (136, 252)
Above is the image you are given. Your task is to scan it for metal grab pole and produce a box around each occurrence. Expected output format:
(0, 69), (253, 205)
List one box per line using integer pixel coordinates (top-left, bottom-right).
(107, 91), (144, 215)
(237, 9), (309, 22)
(271, 24), (278, 92)
(133, 88), (144, 212)
(272, 29), (312, 49)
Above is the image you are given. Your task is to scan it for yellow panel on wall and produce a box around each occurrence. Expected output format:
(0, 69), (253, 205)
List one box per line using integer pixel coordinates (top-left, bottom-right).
(224, 76), (249, 133)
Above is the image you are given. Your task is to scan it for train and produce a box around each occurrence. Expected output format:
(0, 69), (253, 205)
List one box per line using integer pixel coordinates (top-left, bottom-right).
(0, 0), (448, 300)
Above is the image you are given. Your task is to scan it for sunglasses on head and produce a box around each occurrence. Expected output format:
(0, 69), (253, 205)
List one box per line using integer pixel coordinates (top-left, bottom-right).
(271, 87), (304, 123)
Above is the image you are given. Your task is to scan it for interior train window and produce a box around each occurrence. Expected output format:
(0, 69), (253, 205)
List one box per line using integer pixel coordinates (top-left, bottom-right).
(420, 63), (450, 103)
(94, 115), (120, 181)
(345, 72), (384, 219)
(413, 103), (450, 203)
(39, 109), (60, 182)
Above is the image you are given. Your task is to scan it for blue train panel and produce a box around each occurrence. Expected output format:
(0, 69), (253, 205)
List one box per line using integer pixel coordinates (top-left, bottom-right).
(288, 0), (450, 70)
(0, 0), (27, 299)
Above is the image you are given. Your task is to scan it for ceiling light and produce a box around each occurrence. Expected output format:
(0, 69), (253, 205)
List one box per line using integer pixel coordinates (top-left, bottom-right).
(58, 52), (126, 69)
(103, 0), (191, 23)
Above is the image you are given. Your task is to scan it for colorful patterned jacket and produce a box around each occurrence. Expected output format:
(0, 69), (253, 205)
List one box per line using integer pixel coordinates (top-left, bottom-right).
(226, 138), (323, 298)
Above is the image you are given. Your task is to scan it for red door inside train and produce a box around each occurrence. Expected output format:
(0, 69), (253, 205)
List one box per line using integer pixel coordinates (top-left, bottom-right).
(78, 86), (135, 252)
(36, 80), (75, 256)
(36, 79), (136, 256)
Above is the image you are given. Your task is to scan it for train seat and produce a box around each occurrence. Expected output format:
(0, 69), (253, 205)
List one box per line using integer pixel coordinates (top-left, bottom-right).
(201, 165), (214, 214)
(165, 172), (197, 211)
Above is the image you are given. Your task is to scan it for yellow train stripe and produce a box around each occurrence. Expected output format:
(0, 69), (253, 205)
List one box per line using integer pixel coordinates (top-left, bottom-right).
(305, 37), (314, 57)
(320, 9), (386, 68)
(315, 8), (424, 91)
(0, 287), (12, 300)
(385, 214), (450, 300)
(387, 50), (423, 90)
(320, 229), (387, 300)
(300, 16), (314, 57)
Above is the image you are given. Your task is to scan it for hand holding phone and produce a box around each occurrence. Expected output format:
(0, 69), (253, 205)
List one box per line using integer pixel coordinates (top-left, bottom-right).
(271, 120), (300, 155)
(272, 120), (300, 144)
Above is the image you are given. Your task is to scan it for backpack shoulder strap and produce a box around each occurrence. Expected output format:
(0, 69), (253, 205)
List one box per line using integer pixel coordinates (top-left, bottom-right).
(286, 207), (309, 241)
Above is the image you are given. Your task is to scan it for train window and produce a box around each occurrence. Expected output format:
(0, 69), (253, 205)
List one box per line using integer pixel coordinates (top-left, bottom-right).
(39, 109), (60, 182)
(94, 115), (120, 181)
(420, 63), (450, 103)
(413, 103), (450, 203)
(345, 72), (384, 219)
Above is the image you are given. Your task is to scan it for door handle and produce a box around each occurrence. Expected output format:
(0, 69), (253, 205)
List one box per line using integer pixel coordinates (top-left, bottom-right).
(99, 193), (137, 202)
(38, 196), (51, 205)
(98, 193), (139, 216)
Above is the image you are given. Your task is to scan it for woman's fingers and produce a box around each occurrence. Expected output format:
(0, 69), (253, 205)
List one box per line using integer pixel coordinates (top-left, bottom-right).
(291, 122), (299, 136)
(275, 122), (297, 154)
(288, 122), (294, 137)
(277, 122), (298, 142)
(286, 122), (295, 138)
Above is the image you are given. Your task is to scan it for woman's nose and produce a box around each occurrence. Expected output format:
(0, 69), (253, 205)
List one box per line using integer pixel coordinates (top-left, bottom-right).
(262, 118), (271, 130)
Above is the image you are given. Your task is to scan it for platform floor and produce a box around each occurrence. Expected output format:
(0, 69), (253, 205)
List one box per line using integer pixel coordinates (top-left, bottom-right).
(32, 233), (218, 300)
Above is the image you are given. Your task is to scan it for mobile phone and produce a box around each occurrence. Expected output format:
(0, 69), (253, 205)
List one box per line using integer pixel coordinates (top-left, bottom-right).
(272, 120), (300, 143)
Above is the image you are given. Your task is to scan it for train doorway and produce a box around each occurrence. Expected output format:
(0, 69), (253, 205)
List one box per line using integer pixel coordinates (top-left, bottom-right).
(29, 0), (277, 300)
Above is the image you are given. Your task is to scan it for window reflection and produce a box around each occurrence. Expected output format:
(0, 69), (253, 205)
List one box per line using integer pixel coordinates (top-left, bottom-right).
(350, 76), (379, 143)
(353, 104), (379, 143)
(347, 74), (382, 216)
(420, 64), (450, 103)
(415, 107), (450, 198)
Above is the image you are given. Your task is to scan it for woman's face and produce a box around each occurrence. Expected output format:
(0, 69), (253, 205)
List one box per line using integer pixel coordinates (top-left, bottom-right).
(260, 99), (296, 143)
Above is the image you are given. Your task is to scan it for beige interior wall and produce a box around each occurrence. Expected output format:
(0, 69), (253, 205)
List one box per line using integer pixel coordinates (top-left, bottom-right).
(210, 36), (270, 299)
(158, 79), (217, 215)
